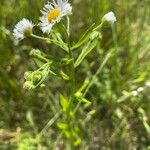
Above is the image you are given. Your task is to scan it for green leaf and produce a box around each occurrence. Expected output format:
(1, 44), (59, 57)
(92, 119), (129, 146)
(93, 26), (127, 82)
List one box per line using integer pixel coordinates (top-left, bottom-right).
(61, 58), (73, 65)
(57, 122), (68, 130)
(60, 71), (69, 80)
(30, 49), (47, 60)
(26, 111), (35, 128)
(50, 67), (69, 80)
(71, 23), (95, 50)
(74, 37), (99, 68)
(75, 92), (91, 106)
(34, 59), (45, 68)
(60, 94), (69, 112)
(30, 49), (61, 63)
(77, 79), (90, 93)
(74, 138), (81, 147)
(46, 38), (68, 52)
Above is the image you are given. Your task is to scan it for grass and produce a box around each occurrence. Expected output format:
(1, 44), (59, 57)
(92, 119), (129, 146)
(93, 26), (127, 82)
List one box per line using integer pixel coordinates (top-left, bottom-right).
(0, 0), (150, 149)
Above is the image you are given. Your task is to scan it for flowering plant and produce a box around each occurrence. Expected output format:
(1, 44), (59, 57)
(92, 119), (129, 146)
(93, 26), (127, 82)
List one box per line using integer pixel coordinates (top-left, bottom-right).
(13, 0), (116, 148)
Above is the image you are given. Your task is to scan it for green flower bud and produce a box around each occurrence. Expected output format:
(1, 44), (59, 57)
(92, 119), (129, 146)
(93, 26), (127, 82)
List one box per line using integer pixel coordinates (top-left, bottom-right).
(30, 49), (41, 57)
(24, 71), (33, 80)
(23, 81), (35, 90)
(102, 11), (117, 25)
(32, 71), (43, 84)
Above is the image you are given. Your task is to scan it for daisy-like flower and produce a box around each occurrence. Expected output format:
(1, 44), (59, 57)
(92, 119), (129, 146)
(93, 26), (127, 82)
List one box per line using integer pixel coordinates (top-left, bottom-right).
(132, 90), (138, 96)
(137, 87), (144, 92)
(146, 82), (150, 87)
(40, 0), (72, 34)
(13, 18), (34, 40)
(102, 11), (117, 24)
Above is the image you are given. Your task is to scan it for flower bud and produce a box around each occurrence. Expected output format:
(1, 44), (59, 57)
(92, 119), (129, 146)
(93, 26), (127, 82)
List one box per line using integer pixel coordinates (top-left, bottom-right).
(32, 71), (43, 84)
(24, 71), (33, 80)
(102, 11), (117, 24)
(13, 18), (34, 40)
(30, 49), (42, 57)
(23, 81), (35, 90)
(137, 87), (144, 92)
(146, 82), (150, 87)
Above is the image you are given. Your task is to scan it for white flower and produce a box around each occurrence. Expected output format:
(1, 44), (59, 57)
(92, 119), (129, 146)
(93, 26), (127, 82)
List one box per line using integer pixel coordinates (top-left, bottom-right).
(13, 18), (34, 40)
(40, 0), (72, 34)
(103, 11), (117, 24)
(137, 87), (144, 92)
(132, 90), (138, 96)
(146, 82), (150, 87)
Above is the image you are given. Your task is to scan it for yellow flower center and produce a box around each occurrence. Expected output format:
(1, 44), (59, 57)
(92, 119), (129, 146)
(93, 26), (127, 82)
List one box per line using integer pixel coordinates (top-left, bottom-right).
(48, 9), (61, 23)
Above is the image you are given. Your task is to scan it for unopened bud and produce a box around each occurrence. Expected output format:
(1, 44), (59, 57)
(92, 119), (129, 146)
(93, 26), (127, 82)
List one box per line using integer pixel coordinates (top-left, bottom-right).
(23, 81), (35, 90)
(102, 11), (117, 24)
(32, 71), (43, 84)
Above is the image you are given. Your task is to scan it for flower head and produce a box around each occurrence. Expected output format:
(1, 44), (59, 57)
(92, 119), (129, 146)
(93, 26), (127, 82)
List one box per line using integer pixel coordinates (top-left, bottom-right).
(102, 11), (117, 24)
(146, 82), (150, 87)
(40, 0), (72, 34)
(137, 87), (144, 92)
(13, 18), (34, 40)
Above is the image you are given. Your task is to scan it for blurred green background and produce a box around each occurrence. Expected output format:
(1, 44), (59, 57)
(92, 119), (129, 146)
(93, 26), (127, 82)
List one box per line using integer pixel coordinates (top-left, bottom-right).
(0, 0), (150, 149)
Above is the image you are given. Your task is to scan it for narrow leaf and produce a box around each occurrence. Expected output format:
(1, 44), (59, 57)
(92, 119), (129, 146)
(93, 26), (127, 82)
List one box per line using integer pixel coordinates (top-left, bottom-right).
(71, 23), (95, 50)
(74, 38), (98, 68)
(60, 94), (69, 112)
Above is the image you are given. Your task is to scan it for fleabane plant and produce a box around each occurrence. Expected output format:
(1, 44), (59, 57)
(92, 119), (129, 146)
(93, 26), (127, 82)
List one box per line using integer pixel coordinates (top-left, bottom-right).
(13, 0), (116, 148)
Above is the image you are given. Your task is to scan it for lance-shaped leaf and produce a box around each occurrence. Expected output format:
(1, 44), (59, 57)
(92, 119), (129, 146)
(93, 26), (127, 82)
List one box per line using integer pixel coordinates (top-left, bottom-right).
(71, 23), (95, 50)
(60, 94), (69, 112)
(50, 66), (69, 80)
(46, 38), (68, 52)
(57, 122), (68, 130)
(75, 92), (91, 106)
(30, 49), (49, 63)
(30, 49), (61, 62)
(30, 49), (63, 68)
(74, 31), (101, 68)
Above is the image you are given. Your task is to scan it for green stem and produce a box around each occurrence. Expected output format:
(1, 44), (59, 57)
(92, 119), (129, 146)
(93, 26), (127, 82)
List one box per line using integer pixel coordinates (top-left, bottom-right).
(67, 16), (75, 103)
(65, 17), (76, 148)
(93, 22), (103, 31)
(31, 34), (48, 41)
(31, 34), (68, 52)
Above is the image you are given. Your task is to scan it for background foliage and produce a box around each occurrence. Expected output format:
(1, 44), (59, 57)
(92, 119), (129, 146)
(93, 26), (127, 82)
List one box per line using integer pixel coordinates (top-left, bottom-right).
(0, 0), (150, 149)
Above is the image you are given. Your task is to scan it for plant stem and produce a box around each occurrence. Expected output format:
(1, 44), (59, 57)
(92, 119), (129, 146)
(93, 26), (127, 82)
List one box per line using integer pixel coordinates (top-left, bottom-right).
(31, 34), (48, 41)
(67, 17), (75, 104)
(66, 17), (76, 148)
(31, 33), (68, 52)
(93, 22), (103, 31)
